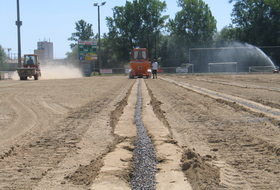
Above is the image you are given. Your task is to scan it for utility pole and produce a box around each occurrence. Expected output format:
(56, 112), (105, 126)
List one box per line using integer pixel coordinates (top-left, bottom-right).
(94, 2), (106, 75)
(97, 5), (101, 74)
(16, 0), (22, 68)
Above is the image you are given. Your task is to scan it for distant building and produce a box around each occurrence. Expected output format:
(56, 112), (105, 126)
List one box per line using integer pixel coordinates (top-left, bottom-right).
(34, 41), (53, 62)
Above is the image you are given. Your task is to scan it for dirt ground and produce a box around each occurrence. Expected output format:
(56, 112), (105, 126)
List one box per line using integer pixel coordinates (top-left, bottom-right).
(0, 73), (280, 190)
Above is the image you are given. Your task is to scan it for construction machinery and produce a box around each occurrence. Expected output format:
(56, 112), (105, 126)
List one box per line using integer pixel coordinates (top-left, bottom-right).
(129, 48), (151, 79)
(17, 54), (41, 80)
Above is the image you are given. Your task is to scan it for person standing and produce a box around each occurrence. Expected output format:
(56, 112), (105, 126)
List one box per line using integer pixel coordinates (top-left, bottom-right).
(151, 59), (158, 79)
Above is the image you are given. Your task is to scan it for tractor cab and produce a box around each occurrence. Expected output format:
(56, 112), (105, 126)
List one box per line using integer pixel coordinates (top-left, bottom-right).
(23, 54), (39, 67)
(132, 48), (149, 61)
(132, 48), (148, 60)
(26, 55), (35, 65)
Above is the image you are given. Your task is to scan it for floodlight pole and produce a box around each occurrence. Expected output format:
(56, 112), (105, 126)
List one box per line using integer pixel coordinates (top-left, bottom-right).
(97, 5), (101, 75)
(16, 0), (22, 68)
(94, 2), (106, 75)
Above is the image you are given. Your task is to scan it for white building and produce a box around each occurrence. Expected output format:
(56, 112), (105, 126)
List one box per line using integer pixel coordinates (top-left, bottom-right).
(34, 41), (53, 62)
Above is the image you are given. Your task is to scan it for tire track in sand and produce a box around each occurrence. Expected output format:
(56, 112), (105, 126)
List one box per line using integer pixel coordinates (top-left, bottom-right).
(0, 91), (37, 152)
(151, 76), (280, 189)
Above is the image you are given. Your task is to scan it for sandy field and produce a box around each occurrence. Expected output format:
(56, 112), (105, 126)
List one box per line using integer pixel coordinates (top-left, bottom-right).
(0, 73), (280, 190)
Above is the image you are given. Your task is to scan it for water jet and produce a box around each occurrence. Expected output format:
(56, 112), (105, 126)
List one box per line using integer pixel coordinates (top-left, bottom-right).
(189, 42), (278, 73)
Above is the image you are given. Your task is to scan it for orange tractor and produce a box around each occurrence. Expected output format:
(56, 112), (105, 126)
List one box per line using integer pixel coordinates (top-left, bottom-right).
(129, 48), (151, 78)
(17, 54), (41, 80)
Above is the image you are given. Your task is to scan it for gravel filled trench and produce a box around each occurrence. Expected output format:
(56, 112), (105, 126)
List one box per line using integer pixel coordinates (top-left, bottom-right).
(131, 80), (158, 190)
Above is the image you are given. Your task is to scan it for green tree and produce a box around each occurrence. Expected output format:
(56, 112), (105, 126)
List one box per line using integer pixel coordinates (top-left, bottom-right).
(68, 20), (94, 49)
(158, 35), (184, 67)
(0, 45), (9, 70)
(136, 0), (168, 58)
(263, 0), (280, 45)
(229, 0), (280, 66)
(214, 25), (238, 47)
(263, 0), (280, 9)
(229, 0), (279, 46)
(65, 45), (79, 64)
(102, 34), (120, 68)
(106, 0), (168, 64)
(168, 0), (217, 65)
(106, 4), (136, 64)
(170, 0), (216, 47)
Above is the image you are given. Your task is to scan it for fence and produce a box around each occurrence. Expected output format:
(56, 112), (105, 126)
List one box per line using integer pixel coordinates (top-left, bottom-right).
(94, 67), (195, 75)
(0, 71), (15, 80)
(249, 66), (279, 73)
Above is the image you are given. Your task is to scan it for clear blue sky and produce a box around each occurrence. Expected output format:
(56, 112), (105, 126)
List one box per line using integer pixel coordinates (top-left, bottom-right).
(0, 0), (233, 59)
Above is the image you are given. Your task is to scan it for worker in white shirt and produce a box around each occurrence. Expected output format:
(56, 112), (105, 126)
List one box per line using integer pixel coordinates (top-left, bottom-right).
(151, 59), (158, 79)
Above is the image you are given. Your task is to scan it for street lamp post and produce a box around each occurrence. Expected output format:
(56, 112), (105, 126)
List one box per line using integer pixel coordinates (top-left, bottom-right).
(94, 2), (106, 75)
(16, 0), (22, 68)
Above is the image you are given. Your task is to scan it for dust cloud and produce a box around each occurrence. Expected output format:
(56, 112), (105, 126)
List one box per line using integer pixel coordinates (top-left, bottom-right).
(11, 72), (20, 80)
(41, 65), (83, 79)
(12, 64), (84, 80)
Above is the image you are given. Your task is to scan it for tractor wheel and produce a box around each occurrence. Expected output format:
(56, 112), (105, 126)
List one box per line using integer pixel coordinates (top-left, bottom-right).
(34, 74), (38, 80)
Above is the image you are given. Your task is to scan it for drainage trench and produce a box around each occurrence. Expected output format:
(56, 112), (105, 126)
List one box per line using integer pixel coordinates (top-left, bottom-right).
(131, 79), (157, 189)
(90, 78), (190, 189)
